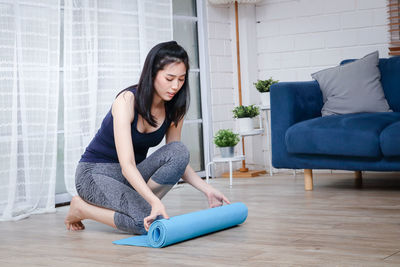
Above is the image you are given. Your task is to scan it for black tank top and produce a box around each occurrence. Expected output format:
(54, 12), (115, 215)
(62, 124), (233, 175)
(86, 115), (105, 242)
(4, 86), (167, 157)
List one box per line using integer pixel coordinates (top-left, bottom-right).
(80, 86), (170, 164)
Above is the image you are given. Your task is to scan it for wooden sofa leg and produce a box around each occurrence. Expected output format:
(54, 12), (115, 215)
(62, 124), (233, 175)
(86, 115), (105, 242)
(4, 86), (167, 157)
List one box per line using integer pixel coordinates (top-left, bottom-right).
(304, 169), (313, 191)
(355, 171), (362, 180)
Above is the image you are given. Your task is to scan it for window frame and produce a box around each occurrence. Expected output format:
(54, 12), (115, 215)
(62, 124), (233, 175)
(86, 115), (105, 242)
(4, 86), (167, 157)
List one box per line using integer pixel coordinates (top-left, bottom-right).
(196, 0), (213, 177)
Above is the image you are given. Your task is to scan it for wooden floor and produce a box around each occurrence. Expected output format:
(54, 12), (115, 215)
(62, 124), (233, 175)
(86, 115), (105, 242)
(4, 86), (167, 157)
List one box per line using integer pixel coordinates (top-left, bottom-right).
(1, 171), (400, 266)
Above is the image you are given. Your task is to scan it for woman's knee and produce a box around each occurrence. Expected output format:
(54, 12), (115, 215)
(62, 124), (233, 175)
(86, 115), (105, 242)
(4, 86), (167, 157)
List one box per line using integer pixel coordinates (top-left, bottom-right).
(167, 141), (190, 167)
(75, 162), (95, 198)
(146, 141), (190, 185)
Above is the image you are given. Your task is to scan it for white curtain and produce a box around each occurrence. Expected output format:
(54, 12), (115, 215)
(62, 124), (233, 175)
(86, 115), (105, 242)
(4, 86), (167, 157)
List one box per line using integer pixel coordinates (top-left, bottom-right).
(0, 0), (172, 221)
(0, 0), (60, 220)
(63, 0), (173, 195)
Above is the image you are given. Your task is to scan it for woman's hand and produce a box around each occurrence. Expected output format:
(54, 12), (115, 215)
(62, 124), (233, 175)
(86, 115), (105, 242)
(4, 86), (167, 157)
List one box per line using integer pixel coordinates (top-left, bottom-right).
(206, 186), (231, 208)
(143, 199), (169, 231)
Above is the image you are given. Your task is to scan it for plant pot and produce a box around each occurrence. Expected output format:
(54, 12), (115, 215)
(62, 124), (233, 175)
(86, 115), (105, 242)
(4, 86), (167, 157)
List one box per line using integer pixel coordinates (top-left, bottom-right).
(260, 92), (270, 108)
(219, 146), (234, 158)
(237, 117), (253, 133)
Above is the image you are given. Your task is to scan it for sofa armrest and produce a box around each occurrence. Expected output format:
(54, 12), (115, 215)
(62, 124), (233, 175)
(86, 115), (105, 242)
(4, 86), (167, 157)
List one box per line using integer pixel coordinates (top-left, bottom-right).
(270, 81), (323, 168)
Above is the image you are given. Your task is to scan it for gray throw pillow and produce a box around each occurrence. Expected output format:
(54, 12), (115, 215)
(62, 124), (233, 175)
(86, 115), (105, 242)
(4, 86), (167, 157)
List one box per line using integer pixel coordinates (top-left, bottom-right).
(311, 51), (392, 116)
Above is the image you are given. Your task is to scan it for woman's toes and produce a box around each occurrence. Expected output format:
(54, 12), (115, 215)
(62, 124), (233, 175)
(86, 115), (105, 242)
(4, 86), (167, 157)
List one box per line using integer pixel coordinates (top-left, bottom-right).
(78, 222), (85, 230)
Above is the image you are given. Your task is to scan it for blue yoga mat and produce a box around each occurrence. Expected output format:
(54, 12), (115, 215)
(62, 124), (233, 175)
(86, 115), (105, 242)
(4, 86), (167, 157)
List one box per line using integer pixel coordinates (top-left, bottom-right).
(113, 202), (248, 248)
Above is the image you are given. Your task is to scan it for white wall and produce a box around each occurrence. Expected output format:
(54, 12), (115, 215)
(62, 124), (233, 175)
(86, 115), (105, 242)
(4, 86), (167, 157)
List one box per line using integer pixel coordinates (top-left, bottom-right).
(205, 0), (390, 175)
(255, 0), (389, 172)
(206, 3), (235, 132)
(205, 2), (237, 174)
(205, 2), (264, 175)
(256, 0), (389, 82)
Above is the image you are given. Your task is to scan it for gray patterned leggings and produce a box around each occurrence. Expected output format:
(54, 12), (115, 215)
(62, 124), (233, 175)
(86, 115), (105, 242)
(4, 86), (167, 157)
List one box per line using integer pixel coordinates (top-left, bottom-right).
(75, 141), (190, 235)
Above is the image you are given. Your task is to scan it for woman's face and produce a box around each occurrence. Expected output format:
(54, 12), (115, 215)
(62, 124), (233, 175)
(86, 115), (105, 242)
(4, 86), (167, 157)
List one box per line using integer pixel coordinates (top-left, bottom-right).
(153, 61), (187, 102)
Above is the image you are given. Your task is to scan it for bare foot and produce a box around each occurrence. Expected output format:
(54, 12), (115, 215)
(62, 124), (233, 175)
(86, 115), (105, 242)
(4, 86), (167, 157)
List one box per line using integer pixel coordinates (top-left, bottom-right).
(65, 196), (86, 231)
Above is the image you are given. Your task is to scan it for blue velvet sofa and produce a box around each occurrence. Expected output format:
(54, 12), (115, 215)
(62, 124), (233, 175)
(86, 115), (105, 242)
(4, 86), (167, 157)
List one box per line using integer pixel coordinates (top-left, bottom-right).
(270, 56), (400, 190)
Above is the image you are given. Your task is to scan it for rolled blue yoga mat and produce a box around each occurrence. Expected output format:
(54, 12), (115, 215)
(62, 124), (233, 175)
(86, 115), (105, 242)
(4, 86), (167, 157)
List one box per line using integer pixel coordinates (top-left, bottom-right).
(113, 202), (248, 248)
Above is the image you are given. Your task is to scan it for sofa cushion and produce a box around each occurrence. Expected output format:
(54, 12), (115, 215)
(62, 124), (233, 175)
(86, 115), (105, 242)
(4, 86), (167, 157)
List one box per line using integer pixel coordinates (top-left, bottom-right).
(311, 51), (392, 116)
(286, 112), (400, 158)
(380, 121), (400, 157)
(341, 56), (400, 112)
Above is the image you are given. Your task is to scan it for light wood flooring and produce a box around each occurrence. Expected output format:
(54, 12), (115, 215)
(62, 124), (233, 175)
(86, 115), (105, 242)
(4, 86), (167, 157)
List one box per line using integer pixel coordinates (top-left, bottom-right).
(1, 171), (400, 266)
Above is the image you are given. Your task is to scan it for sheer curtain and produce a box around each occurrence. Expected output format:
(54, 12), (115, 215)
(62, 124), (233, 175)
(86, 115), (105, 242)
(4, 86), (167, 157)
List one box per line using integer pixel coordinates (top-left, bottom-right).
(0, 0), (60, 220)
(63, 0), (173, 195)
(0, 0), (172, 221)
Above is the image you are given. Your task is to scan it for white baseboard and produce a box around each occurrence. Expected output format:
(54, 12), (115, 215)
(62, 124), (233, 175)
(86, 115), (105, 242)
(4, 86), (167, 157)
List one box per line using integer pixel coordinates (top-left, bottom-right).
(55, 193), (72, 205)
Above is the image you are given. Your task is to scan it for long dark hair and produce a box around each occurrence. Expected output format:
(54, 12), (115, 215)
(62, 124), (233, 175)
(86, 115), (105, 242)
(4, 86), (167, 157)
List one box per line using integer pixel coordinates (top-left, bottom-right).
(119, 41), (190, 127)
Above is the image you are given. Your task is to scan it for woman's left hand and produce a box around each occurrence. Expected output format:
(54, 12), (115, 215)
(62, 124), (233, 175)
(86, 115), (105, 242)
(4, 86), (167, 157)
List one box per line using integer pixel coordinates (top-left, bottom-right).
(206, 187), (231, 208)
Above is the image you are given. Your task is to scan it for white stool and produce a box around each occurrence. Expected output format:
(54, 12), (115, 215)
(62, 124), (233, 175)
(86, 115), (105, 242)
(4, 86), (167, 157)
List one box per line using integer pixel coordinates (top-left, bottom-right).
(205, 155), (245, 187)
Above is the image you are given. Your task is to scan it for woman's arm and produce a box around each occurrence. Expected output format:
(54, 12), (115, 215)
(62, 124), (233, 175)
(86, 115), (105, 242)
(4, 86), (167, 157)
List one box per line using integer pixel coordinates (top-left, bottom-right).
(166, 120), (230, 207)
(112, 92), (169, 230)
(182, 165), (230, 207)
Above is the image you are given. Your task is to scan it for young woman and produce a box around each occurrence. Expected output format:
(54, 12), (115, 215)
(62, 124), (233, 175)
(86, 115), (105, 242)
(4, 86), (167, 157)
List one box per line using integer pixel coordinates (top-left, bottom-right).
(64, 41), (230, 234)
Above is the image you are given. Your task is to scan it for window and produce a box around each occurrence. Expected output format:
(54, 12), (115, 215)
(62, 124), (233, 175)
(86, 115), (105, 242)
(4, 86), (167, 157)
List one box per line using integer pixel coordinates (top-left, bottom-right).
(55, 0), (210, 203)
(172, 0), (207, 173)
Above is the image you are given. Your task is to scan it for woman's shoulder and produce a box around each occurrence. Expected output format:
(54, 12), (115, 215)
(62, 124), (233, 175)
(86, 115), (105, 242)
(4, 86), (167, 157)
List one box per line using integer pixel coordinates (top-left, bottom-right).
(115, 85), (138, 99)
(124, 85), (138, 94)
(112, 88), (135, 121)
(116, 84), (138, 101)
(115, 89), (135, 104)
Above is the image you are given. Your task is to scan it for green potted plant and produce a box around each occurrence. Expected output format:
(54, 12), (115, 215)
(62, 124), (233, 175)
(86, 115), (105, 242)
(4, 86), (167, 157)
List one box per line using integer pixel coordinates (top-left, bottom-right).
(254, 77), (279, 108)
(214, 129), (240, 158)
(232, 104), (260, 133)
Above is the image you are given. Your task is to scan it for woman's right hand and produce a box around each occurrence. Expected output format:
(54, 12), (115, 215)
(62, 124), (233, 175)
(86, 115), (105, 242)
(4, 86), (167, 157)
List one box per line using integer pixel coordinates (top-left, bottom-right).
(143, 199), (169, 232)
